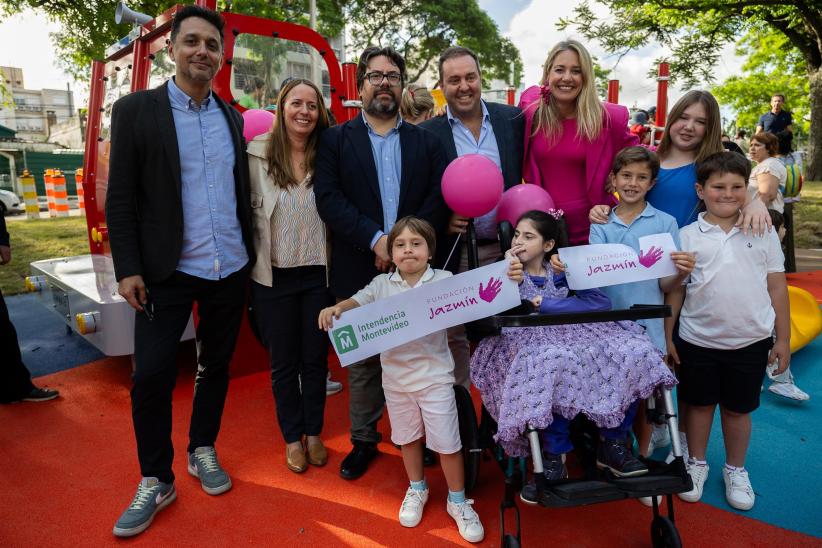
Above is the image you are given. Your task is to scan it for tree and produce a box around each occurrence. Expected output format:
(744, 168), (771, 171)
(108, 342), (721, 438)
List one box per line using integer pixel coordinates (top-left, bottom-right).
(344, 0), (522, 86)
(0, 0), (521, 89)
(712, 26), (809, 140)
(558, 0), (822, 180)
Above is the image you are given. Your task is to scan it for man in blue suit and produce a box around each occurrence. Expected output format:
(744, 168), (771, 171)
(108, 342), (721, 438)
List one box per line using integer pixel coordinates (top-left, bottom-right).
(314, 46), (448, 480)
(421, 46), (524, 387)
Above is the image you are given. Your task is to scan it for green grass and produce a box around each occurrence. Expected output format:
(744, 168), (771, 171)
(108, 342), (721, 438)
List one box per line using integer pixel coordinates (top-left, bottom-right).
(1, 217), (90, 296)
(793, 180), (822, 249)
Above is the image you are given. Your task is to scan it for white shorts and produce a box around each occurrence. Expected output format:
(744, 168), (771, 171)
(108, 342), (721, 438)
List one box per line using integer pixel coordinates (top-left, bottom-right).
(384, 382), (462, 454)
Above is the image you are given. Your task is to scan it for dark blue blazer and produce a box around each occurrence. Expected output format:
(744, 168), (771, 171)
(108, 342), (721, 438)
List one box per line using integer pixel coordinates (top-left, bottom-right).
(313, 114), (448, 298)
(420, 101), (524, 271)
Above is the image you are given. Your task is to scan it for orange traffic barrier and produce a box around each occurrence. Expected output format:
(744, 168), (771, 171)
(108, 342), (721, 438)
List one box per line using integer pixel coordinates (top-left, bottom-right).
(53, 169), (69, 217)
(75, 168), (85, 216)
(44, 168), (56, 217)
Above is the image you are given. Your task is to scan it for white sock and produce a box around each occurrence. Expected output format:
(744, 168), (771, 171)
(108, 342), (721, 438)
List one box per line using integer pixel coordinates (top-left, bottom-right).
(724, 463), (745, 473)
(688, 457), (707, 467)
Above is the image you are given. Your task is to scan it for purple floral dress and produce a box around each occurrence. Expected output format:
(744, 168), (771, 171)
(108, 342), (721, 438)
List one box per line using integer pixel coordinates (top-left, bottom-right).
(470, 265), (677, 456)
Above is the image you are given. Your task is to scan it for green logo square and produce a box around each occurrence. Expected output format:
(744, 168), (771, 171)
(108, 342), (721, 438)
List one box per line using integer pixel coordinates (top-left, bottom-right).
(332, 325), (359, 354)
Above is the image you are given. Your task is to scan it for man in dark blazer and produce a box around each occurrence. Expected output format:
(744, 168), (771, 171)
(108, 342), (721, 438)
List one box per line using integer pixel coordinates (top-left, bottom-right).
(106, 6), (254, 537)
(421, 46), (524, 387)
(314, 46), (448, 480)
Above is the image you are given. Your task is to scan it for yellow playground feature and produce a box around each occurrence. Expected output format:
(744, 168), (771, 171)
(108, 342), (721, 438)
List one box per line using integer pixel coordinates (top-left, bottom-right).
(788, 285), (822, 354)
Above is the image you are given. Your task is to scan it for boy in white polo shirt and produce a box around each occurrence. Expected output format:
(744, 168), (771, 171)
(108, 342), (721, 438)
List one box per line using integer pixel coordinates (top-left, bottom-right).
(319, 216), (522, 543)
(666, 152), (790, 511)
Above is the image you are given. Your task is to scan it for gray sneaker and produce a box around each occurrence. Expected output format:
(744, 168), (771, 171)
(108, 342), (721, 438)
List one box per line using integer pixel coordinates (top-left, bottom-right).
(187, 446), (232, 495)
(113, 477), (176, 537)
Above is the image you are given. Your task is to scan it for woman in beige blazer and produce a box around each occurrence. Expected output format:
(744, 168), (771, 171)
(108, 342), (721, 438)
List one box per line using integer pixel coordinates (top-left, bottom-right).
(248, 78), (332, 473)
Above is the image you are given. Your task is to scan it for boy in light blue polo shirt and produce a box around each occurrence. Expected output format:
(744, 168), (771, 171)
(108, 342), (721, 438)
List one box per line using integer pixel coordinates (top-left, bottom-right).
(554, 146), (695, 474)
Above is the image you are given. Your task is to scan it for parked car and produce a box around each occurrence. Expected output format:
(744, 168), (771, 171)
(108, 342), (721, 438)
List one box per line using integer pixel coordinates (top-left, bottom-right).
(0, 189), (24, 215)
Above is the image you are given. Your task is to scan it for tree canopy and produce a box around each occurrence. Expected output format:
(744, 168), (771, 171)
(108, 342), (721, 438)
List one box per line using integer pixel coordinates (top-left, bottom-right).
(558, 0), (822, 179)
(0, 0), (521, 87)
(712, 26), (809, 137)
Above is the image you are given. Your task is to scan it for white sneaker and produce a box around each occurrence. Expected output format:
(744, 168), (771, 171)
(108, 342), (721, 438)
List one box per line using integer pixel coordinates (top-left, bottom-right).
(638, 495), (662, 507)
(647, 425), (671, 454)
(665, 432), (689, 464)
(768, 382), (810, 401)
(326, 373), (343, 396)
(398, 487), (428, 527)
(723, 467), (755, 510)
(678, 462), (709, 503)
(446, 499), (484, 543)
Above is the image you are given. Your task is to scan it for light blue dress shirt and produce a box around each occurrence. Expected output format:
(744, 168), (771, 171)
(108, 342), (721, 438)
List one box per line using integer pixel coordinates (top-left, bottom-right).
(167, 78), (248, 280)
(588, 202), (681, 351)
(363, 112), (403, 249)
(448, 100), (502, 239)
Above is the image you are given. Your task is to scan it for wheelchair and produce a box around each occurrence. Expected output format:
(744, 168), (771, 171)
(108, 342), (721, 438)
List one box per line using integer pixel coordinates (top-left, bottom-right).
(454, 219), (690, 548)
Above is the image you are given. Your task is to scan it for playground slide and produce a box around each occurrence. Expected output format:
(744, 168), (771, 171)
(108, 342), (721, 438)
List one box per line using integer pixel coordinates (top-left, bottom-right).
(789, 285), (822, 354)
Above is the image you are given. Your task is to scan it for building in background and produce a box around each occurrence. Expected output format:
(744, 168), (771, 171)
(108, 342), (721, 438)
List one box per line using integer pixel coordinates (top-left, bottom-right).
(0, 66), (80, 144)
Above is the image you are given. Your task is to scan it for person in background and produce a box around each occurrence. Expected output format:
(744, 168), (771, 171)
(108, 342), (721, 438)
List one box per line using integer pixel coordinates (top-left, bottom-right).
(239, 76), (265, 109)
(247, 78), (334, 473)
(313, 46), (448, 481)
(400, 83), (435, 125)
(748, 132), (785, 232)
(734, 129), (749, 154)
(756, 93), (792, 135)
(0, 214), (60, 405)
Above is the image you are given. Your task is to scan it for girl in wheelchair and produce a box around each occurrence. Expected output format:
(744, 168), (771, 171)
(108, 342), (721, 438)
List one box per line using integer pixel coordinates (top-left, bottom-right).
(470, 210), (677, 503)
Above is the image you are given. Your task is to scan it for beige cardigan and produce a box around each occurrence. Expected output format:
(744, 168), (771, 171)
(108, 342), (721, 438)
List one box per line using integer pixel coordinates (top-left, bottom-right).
(246, 132), (329, 287)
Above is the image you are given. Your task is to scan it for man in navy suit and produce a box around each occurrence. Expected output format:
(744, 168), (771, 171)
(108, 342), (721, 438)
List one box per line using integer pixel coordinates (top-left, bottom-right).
(421, 46), (524, 387)
(314, 46), (448, 480)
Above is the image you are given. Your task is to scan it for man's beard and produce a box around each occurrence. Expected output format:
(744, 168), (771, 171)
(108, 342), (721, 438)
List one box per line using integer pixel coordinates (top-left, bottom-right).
(365, 93), (399, 118)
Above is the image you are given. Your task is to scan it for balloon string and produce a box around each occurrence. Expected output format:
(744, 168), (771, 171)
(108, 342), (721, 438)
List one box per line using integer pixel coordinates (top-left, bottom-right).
(441, 232), (461, 270)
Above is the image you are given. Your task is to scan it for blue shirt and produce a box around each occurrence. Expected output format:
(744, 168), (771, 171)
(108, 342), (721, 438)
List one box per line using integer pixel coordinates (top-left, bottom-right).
(646, 162), (699, 228)
(167, 78), (248, 280)
(588, 203), (681, 351)
(758, 110), (792, 134)
(363, 112), (403, 249)
(448, 100), (501, 239)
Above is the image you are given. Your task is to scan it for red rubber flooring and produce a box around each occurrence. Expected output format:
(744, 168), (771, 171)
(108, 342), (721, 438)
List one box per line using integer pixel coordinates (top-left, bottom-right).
(1, 352), (818, 547)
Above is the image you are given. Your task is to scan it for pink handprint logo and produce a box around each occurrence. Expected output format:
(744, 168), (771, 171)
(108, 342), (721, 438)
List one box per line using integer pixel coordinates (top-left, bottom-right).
(478, 277), (503, 303)
(638, 246), (664, 268)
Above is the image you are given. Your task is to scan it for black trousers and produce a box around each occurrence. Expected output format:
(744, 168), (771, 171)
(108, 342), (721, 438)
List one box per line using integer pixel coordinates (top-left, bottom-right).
(0, 288), (36, 403)
(251, 266), (329, 443)
(132, 267), (247, 484)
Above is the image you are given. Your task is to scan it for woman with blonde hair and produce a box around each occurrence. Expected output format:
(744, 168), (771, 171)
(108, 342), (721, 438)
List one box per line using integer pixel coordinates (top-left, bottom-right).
(246, 78), (333, 473)
(400, 83), (435, 124)
(519, 39), (638, 244)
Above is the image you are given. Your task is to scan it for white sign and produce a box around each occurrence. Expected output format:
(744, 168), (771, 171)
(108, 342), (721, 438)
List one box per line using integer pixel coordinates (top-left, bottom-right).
(329, 260), (520, 366)
(558, 233), (678, 290)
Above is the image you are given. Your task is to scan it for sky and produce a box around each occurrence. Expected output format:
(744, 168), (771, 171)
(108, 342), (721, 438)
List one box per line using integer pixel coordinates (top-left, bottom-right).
(0, 1), (746, 117)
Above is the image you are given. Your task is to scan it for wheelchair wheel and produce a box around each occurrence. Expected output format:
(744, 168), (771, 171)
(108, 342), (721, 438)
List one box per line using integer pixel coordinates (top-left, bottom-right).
(650, 516), (682, 548)
(503, 533), (521, 548)
(454, 385), (481, 493)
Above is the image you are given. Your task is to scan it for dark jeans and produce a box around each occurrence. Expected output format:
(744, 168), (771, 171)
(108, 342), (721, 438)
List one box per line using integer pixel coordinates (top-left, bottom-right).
(132, 267), (248, 484)
(541, 400), (640, 454)
(0, 288), (36, 403)
(251, 267), (329, 443)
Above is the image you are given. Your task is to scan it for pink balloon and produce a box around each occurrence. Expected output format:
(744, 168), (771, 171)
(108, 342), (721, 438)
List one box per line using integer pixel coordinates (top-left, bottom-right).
(496, 183), (556, 226)
(242, 109), (275, 142)
(441, 154), (504, 218)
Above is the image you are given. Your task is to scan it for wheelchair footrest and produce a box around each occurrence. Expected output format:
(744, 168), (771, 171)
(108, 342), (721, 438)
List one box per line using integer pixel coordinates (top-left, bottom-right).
(611, 473), (691, 495)
(540, 480), (626, 506)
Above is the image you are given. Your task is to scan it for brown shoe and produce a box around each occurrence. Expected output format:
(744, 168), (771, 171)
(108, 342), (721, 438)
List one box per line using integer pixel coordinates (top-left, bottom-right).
(286, 443), (308, 473)
(306, 439), (328, 467)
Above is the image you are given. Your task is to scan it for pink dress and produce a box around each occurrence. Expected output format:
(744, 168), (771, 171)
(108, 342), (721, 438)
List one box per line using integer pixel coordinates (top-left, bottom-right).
(529, 119), (591, 245)
(519, 86), (638, 245)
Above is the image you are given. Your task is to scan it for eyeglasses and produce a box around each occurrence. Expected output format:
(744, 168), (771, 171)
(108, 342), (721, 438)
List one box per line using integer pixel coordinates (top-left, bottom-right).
(365, 71), (402, 86)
